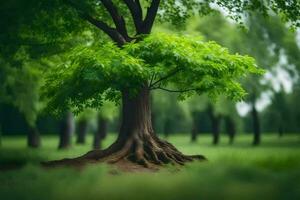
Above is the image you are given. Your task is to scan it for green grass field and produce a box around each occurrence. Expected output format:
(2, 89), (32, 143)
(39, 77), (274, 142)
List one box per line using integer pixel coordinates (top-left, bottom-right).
(0, 133), (300, 200)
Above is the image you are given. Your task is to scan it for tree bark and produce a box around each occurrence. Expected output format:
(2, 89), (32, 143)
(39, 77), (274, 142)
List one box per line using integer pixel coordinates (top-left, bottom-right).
(93, 117), (107, 149)
(252, 105), (261, 146)
(44, 85), (205, 168)
(76, 119), (88, 144)
(27, 124), (41, 148)
(225, 117), (236, 145)
(58, 111), (74, 149)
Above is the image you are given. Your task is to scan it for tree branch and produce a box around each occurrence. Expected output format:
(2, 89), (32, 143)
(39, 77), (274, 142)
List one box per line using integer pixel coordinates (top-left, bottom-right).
(152, 87), (200, 93)
(81, 13), (127, 46)
(123, 0), (143, 34)
(142, 0), (161, 34)
(64, 0), (126, 46)
(149, 72), (157, 86)
(150, 67), (182, 88)
(100, 0), (131, 41)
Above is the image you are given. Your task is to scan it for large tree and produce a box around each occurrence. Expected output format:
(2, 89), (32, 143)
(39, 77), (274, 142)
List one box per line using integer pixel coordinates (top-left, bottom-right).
(2, 0), (299, 168)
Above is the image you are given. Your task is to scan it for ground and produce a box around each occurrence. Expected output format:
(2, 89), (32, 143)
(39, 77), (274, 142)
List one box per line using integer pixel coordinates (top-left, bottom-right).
(0, 133), (300, 200)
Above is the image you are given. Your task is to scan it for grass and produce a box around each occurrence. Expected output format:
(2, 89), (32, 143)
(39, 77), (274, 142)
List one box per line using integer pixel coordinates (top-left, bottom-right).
(0, 133), (300, 200)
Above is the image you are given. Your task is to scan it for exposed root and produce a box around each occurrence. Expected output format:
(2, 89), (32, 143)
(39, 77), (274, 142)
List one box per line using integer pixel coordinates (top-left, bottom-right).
(42, 135), (206, 171)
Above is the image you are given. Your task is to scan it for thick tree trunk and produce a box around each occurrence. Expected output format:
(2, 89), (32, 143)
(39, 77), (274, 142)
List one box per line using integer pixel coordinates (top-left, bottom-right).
(252, 105), (261, 146)
(58, 112), (74, 149)
(27, 126), (41, 148)
(225, 117), (236, 145)
(76, 119), (88, 144)
(93, 117), (107, 149)
(44, 85), (205, 169)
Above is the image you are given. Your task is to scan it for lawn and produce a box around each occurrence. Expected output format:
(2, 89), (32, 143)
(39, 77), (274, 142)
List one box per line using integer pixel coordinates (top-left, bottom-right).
(0, 133), (300, 200)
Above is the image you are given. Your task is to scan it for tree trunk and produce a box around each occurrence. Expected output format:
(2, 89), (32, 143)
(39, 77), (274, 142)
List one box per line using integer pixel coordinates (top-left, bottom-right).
(163, 118), (171, 138)
(0, 124), (2, 147)
(44, 85), (205, 168)
(27, 126), (41, 148)
(278, 126), (283, 138)
(93, 117), (107, 149)
(252, 105), (261, 146)
(225, 117), (236, 145)
(76, 119), (88, 144)
(278, 120), (283, 138)
(212, 116), (221, 145)
(150, 93), (156, 133)
(58, 111), (74, 149)
(191, 112), (198, 142)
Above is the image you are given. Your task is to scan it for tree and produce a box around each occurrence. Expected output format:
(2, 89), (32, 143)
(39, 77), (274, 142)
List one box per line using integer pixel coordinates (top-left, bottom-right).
(288, 85), (300, 133)
(152, 91), (190, 138)
(224, 116), (236, 145)
(184, 95), (209, 142)
(75, 109), (95, 145)
(262, 86), (293, 136)
(58, 111), (74, 149)
(0, 59), (42, 148)
(93, 102), (118, 149)
(2, 0), (298, 168)
(0, 124), (2, 147)
(76, 118), (89, 145)
(207, 96), (240, 145)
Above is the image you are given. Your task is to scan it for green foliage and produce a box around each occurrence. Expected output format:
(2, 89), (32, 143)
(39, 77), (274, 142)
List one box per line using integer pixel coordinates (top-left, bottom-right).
(1, 0), (299, 59)
(42, 42), (147, 115)
(43, 32), (262, 114)
(0, 58), (42, 127)
(129, 33), (263, 100)
(160, 0), (300, 28)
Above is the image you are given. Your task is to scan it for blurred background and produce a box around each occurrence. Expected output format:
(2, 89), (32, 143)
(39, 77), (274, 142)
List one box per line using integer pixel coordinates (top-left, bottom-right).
(1, 12), (299, 149)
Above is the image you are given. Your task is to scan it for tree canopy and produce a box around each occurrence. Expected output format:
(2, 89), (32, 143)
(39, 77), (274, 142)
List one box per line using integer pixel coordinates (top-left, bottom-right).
(43, 33), (262, 114)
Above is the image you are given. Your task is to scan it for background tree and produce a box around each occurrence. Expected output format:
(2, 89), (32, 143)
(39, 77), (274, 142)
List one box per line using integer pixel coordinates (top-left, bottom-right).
(0, 124), (2, 147)
(184, 95), (209, 142)
(0, 59), (43, 148)
(193, 12), (300, 145)
(152, 91), (190, 138)
(93, 102), (118, 149)
(207, 96), (240, 145)
(58, 111), (74, 149)
(75, 109), (96, 145)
